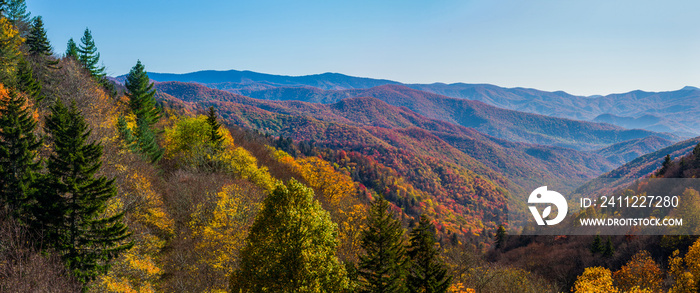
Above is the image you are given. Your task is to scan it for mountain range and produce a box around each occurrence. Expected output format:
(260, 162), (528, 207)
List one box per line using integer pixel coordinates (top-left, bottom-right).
(121, 69), (700, 137)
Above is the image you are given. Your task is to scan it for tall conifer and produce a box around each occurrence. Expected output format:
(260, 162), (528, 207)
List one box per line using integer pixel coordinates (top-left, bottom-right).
(0, 86), (40, 219)
(206, 106), (223, 146)
(5, 0), (29, 24)
(42, 100), (132, 284)
(77, 28), (105, 78)
(26, 16), (52, 56)
(124, 60), (163, 162)
(65, 38), (78, 59)
(358, 198), (408, 293)
(406, 215), (452, 293)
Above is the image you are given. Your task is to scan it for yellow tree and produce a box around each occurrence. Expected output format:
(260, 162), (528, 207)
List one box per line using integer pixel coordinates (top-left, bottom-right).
(613, 250), (662, 292)
(188, 183), (264, 292)
(573, 267), (618, 293)
(231, 179), (349, 292)
(0, 17), (23, 85)
(669, 238), (700, 293)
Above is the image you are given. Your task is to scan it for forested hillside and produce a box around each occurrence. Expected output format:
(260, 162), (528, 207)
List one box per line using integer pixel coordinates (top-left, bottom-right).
(4, 1), (700, 292)
(0, 2), (555, 292)
(138, 69), (700, 137)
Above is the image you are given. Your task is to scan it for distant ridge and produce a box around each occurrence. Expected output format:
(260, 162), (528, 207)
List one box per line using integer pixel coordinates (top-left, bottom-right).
(115, 69), (700, 136)
(115, 70), (400, 91)
(154, 81), (679, 151)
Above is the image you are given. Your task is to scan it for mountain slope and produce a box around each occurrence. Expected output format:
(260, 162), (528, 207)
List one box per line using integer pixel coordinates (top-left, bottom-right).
(153, 81), (619, 194)
(119, 69), (700, 136)
(207, 83), (678, 151)
(594, 135), (675, 166)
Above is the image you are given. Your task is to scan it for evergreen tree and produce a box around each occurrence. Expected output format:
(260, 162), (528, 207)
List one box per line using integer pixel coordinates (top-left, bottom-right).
(42, 100), (132, 284)
(590, 235), (603, 254)
(495, 224), (507, 249)
(230, 179), (349, 292)
(205, 106), (223, 146)
(5, 0), (29, 24)
(65, 38), (78, 59)
(603, 237), (615, 258)
(693, 144), (700, 167)
(660, 154), (671, 175)
(123, 60), (163, 162)
(77, 28), (106, 78)
(116, 116), (135, 149)
(125, 60), (159, 126)
(358, 197), (408, 293)
(26, 16), (52, 56)
(16, 58), (43, 102)
(0, 86), (41, 219)
(406, 215), (452, 293)
(134, 119), (163, 163)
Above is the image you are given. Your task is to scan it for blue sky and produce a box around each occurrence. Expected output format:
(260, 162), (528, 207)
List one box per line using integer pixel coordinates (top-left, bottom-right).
(26, 0), (700, 96)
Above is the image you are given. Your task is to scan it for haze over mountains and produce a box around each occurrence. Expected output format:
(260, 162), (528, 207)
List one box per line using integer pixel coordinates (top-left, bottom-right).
(125, 69), (700, 137)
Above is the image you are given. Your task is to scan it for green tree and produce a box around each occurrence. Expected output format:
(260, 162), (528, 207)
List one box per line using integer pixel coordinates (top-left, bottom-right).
(206, 106), (223, 146)
(358, 197), (408, 293)
(123, 60), (163, 162)
(0, 17), (23, 86)
(660, 154), (671, 175)
(16, 58), (42, 102)
(406, 215), (451, 293)
(77, 28), (105, 78)
(26, 16), (52, 56)
(230, 179), (349, 292)
(0, 86), (40, 219)
(5, 0), (29, 24)
(42, 100), (132, 285)
(134, 120), (163, 163)
(590, 235), (603, 254)
(65, 38), (78, 59)
(495, 224), (506, 249)
(125, 60), (159, 126)
(603, 237), (615, 258)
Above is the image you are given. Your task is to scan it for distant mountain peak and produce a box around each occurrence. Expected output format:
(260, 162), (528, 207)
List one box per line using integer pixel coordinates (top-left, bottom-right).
(681, 86), (699, 91)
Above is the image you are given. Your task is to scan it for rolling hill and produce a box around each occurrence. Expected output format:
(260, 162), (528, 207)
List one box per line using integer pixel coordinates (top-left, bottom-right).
(153, 81), (622, 195)
(194, 83), (678, 151)
(123, 69), (700, 136)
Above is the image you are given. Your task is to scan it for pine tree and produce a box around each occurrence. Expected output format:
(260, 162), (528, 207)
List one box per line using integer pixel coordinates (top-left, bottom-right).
(5, 0), (29, 24)
(660, 154), (671, 175)
(230, 179), (349, 292)
(77, 28), (106, 78)
(590, 235), (603, 254)
(26, 16), (53, 56)
(603, 237), (615, 258)
(358, 197), (408, 293)
(42, 100), (132, 284)
(16, 58), (43, 102)
(205, 106), (223, 146)
(125, 60), (159, 126)
(65, 38), (78, 59)
(495, 224), (507, 249)
(124, 60), (163, 162)
(406, 215), (452, 293)
(0, 85), (40, 219)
